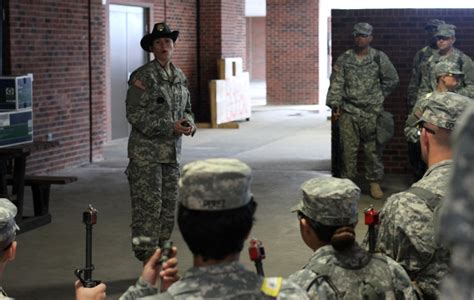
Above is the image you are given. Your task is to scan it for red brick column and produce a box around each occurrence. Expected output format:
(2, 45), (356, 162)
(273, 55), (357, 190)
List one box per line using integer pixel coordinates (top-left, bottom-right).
(266, 0), (319, 105)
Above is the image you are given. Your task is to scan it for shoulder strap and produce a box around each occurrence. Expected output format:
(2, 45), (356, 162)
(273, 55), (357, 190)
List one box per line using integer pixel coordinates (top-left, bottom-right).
(156, 291), (174, 300)
(406, 186), (441, 211)
(373, 49), (381, 66)
(261, 277), (283, 298)
(306, 260), (344, 297)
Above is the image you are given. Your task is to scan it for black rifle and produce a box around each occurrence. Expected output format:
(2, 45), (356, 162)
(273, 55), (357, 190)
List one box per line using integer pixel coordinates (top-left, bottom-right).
(75, 205), (101, 287)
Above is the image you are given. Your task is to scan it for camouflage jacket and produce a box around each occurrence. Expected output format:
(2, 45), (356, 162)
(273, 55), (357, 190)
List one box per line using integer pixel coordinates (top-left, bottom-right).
(403, 91), (473, 143)
(126, 60), (195, 163)
(374, 160), (453, 299)
(326, 47), (399, 115)
(437, 103), (474, 299)
(407, 45), (438, 109)
(120, 261), (309, 299)
(288, 244), (417, 300)
(417, 47), (474, 100)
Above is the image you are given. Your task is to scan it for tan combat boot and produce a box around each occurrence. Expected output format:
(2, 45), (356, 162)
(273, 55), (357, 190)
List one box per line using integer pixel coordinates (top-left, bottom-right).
(370, 182), (384, 199)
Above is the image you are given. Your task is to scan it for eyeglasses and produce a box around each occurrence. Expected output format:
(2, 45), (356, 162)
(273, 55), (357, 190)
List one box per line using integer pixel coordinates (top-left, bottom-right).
(445, 73), (461, 79)
(436, 36), (451, 41)
(354, 33), (369, 38)
(416, 122), (436, 137)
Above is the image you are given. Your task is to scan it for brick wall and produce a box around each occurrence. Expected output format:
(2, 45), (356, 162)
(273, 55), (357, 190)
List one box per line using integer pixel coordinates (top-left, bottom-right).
(5, 0), (247, 172)
(197, 0), (246, 122)
(7, 0), (107, 174)
(331, 9), (474, 174)
(247, 17), (266, 81)
(266, 0), (319, 105)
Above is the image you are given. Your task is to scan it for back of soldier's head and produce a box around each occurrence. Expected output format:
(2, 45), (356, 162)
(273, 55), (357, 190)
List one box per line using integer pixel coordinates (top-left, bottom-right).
(416, 92), (471, 147)
(0, 198), (19, 256)
(292, 177), (360, 250)
(177, 158), (256, 260)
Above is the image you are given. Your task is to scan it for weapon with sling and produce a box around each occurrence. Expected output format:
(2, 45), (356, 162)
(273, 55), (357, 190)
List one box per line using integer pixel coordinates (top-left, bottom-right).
(331, 109), (342, 178)
(248, 238), (266, 276)
(364, 205), (380, 253)
(75, 205), (101, 287)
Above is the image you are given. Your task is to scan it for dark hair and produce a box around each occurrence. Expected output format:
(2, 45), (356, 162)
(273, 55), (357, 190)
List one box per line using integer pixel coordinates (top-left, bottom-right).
(178, 199), (257, 261)
(298, 212), (356, 251)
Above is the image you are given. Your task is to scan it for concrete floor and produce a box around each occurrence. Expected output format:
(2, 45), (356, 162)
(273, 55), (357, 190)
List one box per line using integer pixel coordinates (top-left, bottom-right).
(3, 105), (412, 299)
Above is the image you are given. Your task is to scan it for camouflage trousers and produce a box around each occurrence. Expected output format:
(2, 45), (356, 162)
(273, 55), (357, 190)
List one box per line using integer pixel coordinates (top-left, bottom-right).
(339, 111), (384, 182)
(126, 158), (179, 262)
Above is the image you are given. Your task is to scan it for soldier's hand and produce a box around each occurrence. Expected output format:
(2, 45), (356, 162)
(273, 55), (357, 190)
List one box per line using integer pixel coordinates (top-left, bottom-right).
(159, 247), (179, 292)
(74, 280), (106, 300)
(174, 118), (193, 136)
(141, 247), (179, 290)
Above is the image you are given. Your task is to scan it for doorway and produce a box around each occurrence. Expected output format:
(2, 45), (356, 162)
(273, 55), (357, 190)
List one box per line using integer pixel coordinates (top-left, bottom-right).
(109, 4), (148, 139)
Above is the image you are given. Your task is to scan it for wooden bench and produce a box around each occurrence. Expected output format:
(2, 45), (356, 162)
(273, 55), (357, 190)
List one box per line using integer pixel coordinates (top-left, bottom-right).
(7, 175), (78, 232)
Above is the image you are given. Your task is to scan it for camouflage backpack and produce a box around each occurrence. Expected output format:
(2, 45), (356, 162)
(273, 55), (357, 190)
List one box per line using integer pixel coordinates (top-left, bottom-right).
(305, 252), (396, 299)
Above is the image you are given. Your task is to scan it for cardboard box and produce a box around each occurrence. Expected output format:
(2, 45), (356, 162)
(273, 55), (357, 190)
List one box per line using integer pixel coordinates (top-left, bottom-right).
(0, 109), (33, 147)
(0, 74), (33, 111)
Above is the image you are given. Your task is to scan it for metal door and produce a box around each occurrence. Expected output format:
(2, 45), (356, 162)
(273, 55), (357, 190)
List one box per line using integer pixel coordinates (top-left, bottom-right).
(109, 5), (148, 139)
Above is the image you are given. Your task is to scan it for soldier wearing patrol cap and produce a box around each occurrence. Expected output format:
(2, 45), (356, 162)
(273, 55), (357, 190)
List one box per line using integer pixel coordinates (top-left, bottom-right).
(326, 22), (399, 200)
(288, 177), (416, 299)
(406, 19), (446, 181)
(125, 21), (196, 262)
(0, 198), (19, 299)
(120, 158), (309, 299)
(405, 61), (466, 180)
(417, 23), (474, 100)
(438, 101), (474, 299)
(407, 19), (445, 109)
(374, 93), (471, 299)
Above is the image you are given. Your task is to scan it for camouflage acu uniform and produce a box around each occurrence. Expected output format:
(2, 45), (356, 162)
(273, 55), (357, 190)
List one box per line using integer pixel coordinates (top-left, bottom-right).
(417, 25), (474, 100)
(121, 261), (309, 299)
(373, 94), (470, 299)
(326, 26), (399, 182)
(126, 59), (195, 261)
(374, 161), (451, 298)
(289, 244), (417, 299)
(121, 158), (310, 299)
(438, 102), (474, 300)
(417, 48), (474, 99)
(406, 19), (445, 109)
(407, 46), (439, 109)
(290, 177), (415, 299)
(0, 198), (20, 300)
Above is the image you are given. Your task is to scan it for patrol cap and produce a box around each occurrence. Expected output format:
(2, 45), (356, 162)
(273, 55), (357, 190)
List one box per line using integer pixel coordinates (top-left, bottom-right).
(291, 177), (360, 226)
(0, 198), (19, 250)
(179, 158), (252, 211)
(416, 92), (470, 130)
(425, 19), (445, 30)
(435, 24), (456, 37)
(433, 61), (463, 78)
(353, 23), (373, 36)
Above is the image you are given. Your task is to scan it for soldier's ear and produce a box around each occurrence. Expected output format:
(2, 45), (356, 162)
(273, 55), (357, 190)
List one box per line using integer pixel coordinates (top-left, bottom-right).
(368, 36), (373, 43)
(5, 241), (17, 262)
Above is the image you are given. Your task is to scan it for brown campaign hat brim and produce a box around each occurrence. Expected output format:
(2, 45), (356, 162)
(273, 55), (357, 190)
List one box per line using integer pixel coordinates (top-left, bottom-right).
(140, 31), (179, 52)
